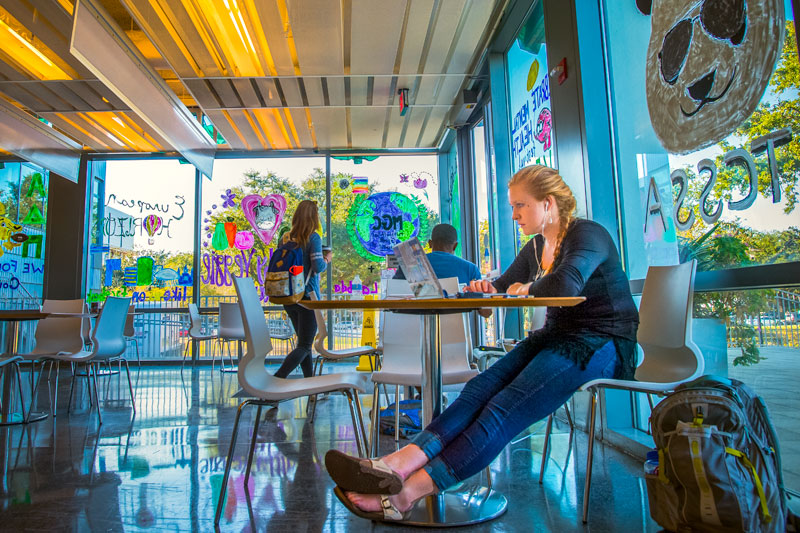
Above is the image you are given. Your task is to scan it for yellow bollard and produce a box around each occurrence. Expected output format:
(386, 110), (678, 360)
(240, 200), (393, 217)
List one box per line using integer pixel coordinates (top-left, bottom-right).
(356, 294), (379, 371)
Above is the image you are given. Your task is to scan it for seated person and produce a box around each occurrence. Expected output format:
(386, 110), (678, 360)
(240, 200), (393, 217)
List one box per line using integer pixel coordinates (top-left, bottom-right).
(325, 164), (639, 522)
(394, 223), (489, 317)
(393, 223), (481, 285)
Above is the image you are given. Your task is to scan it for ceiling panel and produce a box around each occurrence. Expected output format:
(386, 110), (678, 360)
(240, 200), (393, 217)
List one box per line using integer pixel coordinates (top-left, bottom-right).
(309, 108), (347, 149)
(372, 76), (394, 107)
(278, 78), (304, 108)
(0, 0), (503, 153)
(287, 108), (313, 148)
(254, 79), (283, 107)
(326, 77), (346, 107)
(209, 79), (241, 108)
(351, 107), (385, 149)
(250, 0), (296, 76)
(184, 79), (221, 108)
(232, 79), (261, 109)
(204, 110), (248, 149)
(302, 77), (324, 107)
(350, 0), (406, 75)
(290, 0), (344, 76)
(398, 0), (435, 75)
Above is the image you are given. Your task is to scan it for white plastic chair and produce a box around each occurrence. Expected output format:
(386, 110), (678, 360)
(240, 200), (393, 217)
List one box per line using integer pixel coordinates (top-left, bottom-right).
(214, 276), (370, 526)
(305, 296), (380, 421)
(546, 260), (703, 523)
(51, 296), (135, 426)
(181, 303), (216, 370)
(216, 302), (245, 372)
(268, 311), (296, 352)
(19, 299), (85, 416)
(369, 277), (478, 455)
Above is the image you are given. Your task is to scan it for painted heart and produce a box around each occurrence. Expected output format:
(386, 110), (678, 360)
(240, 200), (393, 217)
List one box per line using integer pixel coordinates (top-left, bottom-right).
(241, 194), (287, 245)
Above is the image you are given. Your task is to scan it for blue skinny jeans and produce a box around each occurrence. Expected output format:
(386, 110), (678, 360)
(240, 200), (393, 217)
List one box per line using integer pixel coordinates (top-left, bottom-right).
(411, 339), (619, 491)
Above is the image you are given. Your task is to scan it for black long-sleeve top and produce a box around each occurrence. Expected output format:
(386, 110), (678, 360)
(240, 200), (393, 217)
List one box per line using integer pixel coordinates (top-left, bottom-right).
(494, 219), (639, 379)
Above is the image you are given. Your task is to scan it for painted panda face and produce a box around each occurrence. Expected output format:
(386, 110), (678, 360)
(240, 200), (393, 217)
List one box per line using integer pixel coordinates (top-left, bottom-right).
(644, 0), (784, 154)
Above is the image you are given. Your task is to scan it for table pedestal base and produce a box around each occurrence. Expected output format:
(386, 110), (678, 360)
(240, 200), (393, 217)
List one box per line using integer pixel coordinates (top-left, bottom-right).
(0, 410), (47, 426)
(398, 487), (507, 526)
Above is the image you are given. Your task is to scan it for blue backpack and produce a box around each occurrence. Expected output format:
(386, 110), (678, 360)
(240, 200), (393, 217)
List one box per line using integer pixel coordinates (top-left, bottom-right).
(265, 240), (307, 304)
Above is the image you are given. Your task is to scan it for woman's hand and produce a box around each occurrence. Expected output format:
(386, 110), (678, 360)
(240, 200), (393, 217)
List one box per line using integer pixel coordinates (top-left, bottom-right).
(323, 250), (333, 263)
(466, 279), (497, 293)
(507, 282), (533, 295)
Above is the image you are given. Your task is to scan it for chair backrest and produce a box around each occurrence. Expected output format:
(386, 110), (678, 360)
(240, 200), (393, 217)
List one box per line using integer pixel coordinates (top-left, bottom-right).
(437, 278), (473, 373)
(31, 299), (85, 355)
(91, 296), (131, 360)
(634, 260), (704, 383)
(232, 276), (277, 396)
(269, 312), (295, 340)
(310, 292), (334, 356)
(188, 303), (204, 337)
(123, 304), (135, 337)
(218, 302), (245, 340)
(379, 277), (472, 376)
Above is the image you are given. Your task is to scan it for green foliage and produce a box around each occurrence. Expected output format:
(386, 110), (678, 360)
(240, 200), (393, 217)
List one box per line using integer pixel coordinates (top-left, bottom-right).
(203, 167), (439, 297)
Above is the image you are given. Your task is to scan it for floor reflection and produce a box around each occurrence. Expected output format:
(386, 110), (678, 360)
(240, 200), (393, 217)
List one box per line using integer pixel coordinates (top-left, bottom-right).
(0, 365), (662, 532)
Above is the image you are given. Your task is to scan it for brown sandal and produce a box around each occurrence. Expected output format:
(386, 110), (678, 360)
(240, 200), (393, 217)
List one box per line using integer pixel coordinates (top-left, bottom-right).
(325, 449), (403, 494)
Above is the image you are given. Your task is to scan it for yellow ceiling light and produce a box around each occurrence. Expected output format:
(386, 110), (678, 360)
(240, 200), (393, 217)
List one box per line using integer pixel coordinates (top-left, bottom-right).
(0, 15), (72, 80)
(183, 0), (264, 77)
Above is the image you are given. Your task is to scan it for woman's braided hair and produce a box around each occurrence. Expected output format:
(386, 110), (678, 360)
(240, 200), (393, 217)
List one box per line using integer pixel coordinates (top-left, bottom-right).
(508, 165), (577, 273)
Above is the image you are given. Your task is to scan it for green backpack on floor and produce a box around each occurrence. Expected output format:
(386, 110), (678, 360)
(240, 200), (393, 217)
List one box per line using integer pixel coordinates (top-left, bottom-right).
(647, 376), (793, 533)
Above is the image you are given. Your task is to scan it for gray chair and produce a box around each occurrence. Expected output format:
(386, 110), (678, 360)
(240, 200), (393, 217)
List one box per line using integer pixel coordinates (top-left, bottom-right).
(216, 302), (246, 372)
(123, 305), (142, 367)
(268, 311), (296, 352)
(181, 303), (216, 370)
(19, 299), (86, 416)
(0, 355), (27, 424)
(214, 276), (370, 526)
(52, 296), (135, 426)
(543, 260), (704, 523)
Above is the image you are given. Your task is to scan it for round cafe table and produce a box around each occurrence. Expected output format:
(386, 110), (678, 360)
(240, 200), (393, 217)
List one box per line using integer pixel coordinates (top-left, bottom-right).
(301, 295), (585, 527)
(0, 310), (50, 425)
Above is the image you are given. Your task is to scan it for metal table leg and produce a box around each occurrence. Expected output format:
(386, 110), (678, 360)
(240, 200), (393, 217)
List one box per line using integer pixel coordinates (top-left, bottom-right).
(397, 314), (506, 527)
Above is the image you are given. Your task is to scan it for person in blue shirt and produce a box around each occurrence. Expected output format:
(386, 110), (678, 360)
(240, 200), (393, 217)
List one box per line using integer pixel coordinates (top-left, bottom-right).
(393, 223), (481, 285)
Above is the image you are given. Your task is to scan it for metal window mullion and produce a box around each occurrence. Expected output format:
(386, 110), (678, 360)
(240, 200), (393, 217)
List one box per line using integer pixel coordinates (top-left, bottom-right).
(192, 167), (202, 363)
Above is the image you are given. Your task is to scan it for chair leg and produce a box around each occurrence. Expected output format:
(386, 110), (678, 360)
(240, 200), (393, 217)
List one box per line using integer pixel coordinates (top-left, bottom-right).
(369, 383), (381, 458)
(180, 338), (189, 372)
(91, 363), (103, 427)
(564, 400), (575, 432)
(13, 362), (26, 421)
(582, 389), (598, 524)
(122, 359), (136, 414)
(646, 394), (655, 435)
(215, 399), (253, 525)
(244, 405), (263, 485)
(394, 385), (401, 445)
(67, 362), (76, 413)
(134, 339), (140, 367)
(344, 390), (367, 458)
(52, 361), (60, 416)
(539, 413), (554, 484)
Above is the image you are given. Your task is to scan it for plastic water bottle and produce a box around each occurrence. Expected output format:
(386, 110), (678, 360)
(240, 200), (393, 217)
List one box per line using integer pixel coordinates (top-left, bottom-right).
(352, 275), (363, 300)
(644, 450), (659, 475)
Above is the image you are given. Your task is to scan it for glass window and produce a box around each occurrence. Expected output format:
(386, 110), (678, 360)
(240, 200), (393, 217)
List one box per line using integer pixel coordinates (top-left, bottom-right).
(199, 157), (326, 306)
(87, 159), (196, 309)
(602, 1), (799, 473)
(0, 162), (48, 307)
(605, 1), (799, 279)
(329, 155), (440, 297)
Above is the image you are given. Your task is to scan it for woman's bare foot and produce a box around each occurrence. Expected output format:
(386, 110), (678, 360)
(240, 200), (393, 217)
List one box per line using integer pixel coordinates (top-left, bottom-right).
(380, 444), (429, 480)
(346, 467), (437, 514)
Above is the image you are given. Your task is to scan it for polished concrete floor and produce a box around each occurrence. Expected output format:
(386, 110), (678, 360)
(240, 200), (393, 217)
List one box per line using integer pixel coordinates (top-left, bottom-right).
(0, 364), (662, 532)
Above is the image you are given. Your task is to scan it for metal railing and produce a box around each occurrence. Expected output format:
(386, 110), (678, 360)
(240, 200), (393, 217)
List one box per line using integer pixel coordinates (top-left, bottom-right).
(732, 290), (800, 348)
